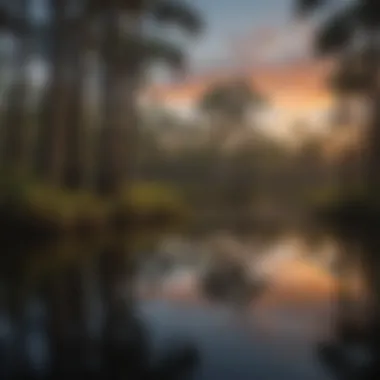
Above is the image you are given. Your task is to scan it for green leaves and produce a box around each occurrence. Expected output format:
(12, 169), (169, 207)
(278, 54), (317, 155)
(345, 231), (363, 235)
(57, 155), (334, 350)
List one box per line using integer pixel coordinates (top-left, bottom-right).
(89, 0), (144, 14)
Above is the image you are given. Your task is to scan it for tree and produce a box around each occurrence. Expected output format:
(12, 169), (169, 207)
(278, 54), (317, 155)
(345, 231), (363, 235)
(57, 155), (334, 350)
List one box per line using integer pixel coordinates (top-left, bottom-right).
(198, 79), (264, 210)
(1, 238), (201, 378)
(62, 8), (90, 190)
(0, 1), (30, 174)
(92, 0), (203, 195)
(199, 79), (264, 144)
(49, 2), (203, 370)
(34, 0), (71, 185)
(296, 0), (380, 377)
(296, 0), (379, 188)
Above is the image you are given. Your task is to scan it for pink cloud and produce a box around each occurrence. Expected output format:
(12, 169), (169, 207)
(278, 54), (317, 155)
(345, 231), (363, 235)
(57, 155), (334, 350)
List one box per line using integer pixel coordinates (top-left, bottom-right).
(226, 20), (317, 67)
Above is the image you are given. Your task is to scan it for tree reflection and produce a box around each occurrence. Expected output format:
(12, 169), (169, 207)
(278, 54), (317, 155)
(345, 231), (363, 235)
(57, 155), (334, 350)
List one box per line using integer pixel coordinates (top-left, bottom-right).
(0, 236), (200, 380)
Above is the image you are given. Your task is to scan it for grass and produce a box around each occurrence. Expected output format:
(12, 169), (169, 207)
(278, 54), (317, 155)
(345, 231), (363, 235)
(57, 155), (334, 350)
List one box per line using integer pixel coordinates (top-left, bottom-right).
(114, 181), (190, 225)
(0, 176), (190, 236)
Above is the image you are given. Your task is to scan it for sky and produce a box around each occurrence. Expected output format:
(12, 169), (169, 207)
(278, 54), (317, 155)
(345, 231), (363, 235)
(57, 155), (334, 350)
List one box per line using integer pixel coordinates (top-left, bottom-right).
(144, 0), (335, 139)
(151, 0), (309, 79)
(1, 0), (335, 139)
(184, 0), (295, 72)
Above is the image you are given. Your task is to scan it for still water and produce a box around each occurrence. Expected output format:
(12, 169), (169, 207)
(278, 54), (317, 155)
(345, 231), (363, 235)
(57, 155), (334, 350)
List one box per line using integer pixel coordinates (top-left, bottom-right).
(0, 230), (341, 379)
(135, 231), (337, 380)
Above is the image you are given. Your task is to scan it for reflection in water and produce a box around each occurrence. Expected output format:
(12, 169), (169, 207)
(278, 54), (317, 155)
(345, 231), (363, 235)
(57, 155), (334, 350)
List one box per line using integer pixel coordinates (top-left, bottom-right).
(0, 235), (201, 380)
(0, 230), (356, 379)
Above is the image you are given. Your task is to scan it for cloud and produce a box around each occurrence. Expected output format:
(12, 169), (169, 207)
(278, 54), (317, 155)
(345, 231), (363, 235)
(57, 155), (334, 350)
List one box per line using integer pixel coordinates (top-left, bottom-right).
(224, 20), (317, 69)
(140, 55), (335, 141)
(141, 19), (335, 140)
(142, 18), (329, 106)
(143, 58), (333, 109)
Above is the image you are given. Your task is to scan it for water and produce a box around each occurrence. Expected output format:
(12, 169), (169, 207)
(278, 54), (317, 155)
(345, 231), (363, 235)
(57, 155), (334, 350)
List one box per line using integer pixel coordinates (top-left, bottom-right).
(0, 230), (340, 379)
(134, 232), (337, 379)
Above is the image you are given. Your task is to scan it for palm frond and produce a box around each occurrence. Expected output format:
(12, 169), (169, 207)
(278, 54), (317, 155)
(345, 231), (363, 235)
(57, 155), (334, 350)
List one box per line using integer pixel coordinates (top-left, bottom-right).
(149, 0), (203, 35)
(87, 0), (203, 35)
(121, 35), (185, 70)
(316, 7), (356, 55)
(296, 0), (328, 15)
(88, 0), (144, 14)
(142, 37), (185, 70)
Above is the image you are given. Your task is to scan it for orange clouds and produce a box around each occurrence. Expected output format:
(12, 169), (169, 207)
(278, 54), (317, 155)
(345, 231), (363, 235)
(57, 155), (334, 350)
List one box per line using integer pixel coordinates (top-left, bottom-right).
(256, 257), (337, 311)
(143, 58), (334, 114)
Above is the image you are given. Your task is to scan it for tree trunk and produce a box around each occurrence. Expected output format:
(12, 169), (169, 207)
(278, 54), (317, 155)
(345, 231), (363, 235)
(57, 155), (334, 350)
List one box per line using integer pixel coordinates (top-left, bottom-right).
(97, 72), (140, 195)
(96, 4), (122, 196)
(96, 3), (141, 196)
(63, 22), (87, 189)
(1, 0), (30, 175)
(34, 0), (70, 185)
(119, 65), (141, 186)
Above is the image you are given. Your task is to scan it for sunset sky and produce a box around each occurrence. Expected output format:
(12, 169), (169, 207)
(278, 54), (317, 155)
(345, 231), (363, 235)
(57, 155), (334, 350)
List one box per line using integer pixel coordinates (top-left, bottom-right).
(181, 0), (295, 72)
(144, 0), (336, 137)
(26, 0), (338, 138)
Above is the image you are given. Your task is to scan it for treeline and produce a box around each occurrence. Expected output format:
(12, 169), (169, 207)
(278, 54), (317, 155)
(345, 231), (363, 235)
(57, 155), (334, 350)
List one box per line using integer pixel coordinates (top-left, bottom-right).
(0, 0), (203, 232)
(297, 1), (380, 378)
(0, 0), (202, 194)
(137, 110), (351, 218)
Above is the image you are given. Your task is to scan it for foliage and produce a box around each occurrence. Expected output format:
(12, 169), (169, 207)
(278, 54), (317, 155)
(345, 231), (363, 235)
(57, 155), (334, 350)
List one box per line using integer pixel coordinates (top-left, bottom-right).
(150, 0), (204, 33)
(296, 0), (328, 15)
(316, 7), (356, 55)
(0, 175), (190, 233)
(199, 80), (264, 125)
(0, 178), (107, 231)
(115, 181), (190, 223)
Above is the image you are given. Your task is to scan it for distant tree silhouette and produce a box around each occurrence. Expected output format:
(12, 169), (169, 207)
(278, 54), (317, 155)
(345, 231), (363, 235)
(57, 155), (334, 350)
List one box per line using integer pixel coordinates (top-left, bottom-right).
(199, 79), (264, 143)
(198, 79), (264, 211)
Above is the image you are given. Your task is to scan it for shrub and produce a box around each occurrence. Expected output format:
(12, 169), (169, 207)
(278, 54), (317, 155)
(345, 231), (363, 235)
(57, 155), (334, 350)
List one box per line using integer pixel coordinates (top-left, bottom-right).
(115, 181), (189, 224)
